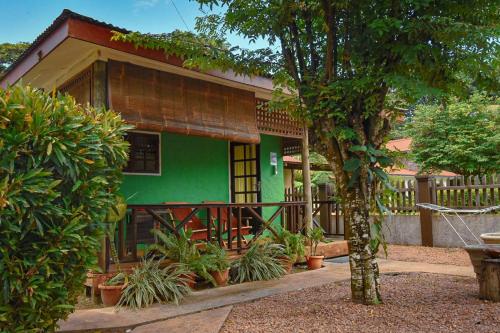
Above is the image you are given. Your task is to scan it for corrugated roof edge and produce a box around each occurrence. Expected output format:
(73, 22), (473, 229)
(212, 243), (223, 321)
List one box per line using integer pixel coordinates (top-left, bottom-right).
(3, 9), (276, 87)
(3, 9), (129, 78)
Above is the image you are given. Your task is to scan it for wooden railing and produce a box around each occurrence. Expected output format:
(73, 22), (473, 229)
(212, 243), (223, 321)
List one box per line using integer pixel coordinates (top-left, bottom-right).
(285, 185), (343, 236)
(108, 201), (316, 266)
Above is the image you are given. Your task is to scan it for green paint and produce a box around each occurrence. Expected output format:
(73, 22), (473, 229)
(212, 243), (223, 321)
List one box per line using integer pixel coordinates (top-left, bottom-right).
(259, 135), (285, 229)
(120, 132), (285, 233)
(120, 132), (229, 204)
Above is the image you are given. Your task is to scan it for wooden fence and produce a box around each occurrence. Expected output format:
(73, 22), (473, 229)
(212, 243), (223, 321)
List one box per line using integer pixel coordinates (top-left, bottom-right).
(285, 185), (343, 236)
(383, 174), (500, 213)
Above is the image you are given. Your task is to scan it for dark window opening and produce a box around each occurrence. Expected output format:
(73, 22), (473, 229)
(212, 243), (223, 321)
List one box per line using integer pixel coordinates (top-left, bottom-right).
(124, 132), (160, 174)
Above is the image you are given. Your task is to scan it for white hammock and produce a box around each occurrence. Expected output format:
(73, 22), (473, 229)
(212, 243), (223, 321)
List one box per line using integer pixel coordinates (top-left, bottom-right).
(416, 203), (500, 246)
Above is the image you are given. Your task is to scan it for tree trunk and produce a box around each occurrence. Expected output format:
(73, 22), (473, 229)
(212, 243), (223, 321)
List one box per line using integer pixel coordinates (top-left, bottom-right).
(301, 123), (313, 231)
(343, 186), (382, 304)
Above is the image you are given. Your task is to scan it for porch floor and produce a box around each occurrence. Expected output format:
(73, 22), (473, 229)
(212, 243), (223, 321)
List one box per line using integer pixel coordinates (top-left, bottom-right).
(58, 258), (474, 332)
(108, 240), (349, 273)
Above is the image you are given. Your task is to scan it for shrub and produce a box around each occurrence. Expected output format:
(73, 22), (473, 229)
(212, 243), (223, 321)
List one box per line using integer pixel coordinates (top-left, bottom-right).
(274, 229), (305, 262)
(118, 259), (191, 309)
(0, 85), (129, 332)
(230, 243), (286, 283)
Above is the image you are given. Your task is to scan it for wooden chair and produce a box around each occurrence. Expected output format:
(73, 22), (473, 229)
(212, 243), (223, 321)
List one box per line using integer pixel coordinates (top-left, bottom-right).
(203, 201), (253, 246)
(163, 202), (210, 241)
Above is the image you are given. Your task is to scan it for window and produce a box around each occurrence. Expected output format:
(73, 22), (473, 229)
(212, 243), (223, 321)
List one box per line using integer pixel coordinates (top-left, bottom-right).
(124, 131), (161, 175)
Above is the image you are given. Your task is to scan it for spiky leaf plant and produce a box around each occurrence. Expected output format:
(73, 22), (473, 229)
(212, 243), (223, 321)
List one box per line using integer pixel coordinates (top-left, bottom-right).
(117, 259), (190, 310)
(149, 229), (197, 263)
(230, 243), (286, 283)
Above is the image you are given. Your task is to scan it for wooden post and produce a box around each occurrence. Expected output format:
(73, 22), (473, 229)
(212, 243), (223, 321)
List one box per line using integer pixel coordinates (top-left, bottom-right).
(416, 175), (434, 247)
(479, 259), (500, 302)
(301, 123), (313, 231)
(92, 60), (109, 271)
(318, 183), (330, 232)
(91, 60), (107, 108)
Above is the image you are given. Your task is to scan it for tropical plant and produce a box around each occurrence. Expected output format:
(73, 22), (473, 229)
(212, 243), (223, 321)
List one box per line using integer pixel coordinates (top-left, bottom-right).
(204, 242), (231, 272)
(113, 0), (499, 304)
(149, 229), (198, 263)
(230, 243), (286, 283)
(105, 195), (128, 273)
(0, 85), (129, 331)
(307, 228), (324, 257)
(409, 94), (499, 176)
(117, 259), (190, 309)
(274, 229), (305, 262)
(104, 272), (127, 286)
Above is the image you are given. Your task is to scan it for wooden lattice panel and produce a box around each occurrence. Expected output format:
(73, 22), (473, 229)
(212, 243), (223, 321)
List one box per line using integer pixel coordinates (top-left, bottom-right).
(256, 100), (303, 138)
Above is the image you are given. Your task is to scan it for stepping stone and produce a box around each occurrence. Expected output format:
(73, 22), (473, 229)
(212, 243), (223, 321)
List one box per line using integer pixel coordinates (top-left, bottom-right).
(132, 306), (233, 333)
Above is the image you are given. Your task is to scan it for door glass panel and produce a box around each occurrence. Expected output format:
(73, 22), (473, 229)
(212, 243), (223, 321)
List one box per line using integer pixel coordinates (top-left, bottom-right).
(231, 143), (260, 204)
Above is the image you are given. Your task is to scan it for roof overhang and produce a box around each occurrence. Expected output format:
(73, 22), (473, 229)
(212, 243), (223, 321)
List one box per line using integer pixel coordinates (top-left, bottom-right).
(0, 10), (276, 99)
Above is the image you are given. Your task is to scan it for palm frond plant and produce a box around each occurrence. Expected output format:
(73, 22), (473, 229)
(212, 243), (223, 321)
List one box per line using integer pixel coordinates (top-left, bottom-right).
(230, 242), (286, 283)
(306, 228), (325, 270)
(117, 259), (191, 310)
(275, 229), (306, 263)
(149, 229), (197, 263)
(98, 195), (129, 306)
(204, 242), (231, 286)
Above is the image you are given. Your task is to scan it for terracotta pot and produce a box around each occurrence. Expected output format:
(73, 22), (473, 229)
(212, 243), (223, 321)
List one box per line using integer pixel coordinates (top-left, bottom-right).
(278, 257), (294, 274)
(86, 272), (113, 296)
(180, 273), (197, 289)
(481, 233), (500, 245)
(98, 284), (124, 307)
(210, 269), (229, 286)
(306, 255), (324, 270)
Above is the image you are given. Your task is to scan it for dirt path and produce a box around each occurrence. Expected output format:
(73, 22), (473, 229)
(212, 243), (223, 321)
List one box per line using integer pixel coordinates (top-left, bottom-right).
(221, 273), (498, 333)
(379, 244), (470, 266)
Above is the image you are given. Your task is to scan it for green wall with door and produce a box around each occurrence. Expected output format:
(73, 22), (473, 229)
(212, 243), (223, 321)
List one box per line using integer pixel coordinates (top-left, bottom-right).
(120, 132), (285, 232)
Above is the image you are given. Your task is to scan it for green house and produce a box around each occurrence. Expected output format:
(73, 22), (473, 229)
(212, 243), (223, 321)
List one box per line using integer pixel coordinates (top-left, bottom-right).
(1, 10), (330, 269)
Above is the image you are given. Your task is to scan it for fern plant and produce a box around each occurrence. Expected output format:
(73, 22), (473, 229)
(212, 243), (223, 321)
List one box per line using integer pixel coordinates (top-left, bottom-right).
(274, 229), (305, 262)
(117, 259), (190, 309)
(230, 243), (286, 283)
(149, 229), (197, 263)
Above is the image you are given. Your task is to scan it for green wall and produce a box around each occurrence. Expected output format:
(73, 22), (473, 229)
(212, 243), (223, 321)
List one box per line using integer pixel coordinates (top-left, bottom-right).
(120, 132), (284, 228)
(120, 132), (229, 204)
(259, 135), (285, 225)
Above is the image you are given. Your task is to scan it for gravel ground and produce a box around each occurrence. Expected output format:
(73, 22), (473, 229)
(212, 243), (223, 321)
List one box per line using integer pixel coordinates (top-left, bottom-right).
(221, 273), (499, 333)
(379, 244), (471, 266)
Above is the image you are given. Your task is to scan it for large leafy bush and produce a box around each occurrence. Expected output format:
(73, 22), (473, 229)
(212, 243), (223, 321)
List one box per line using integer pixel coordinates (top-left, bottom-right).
(0, 85), (129, 332)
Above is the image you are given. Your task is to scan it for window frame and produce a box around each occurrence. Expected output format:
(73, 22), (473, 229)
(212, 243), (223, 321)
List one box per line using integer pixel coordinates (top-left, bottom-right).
(123, 130), (162, 176)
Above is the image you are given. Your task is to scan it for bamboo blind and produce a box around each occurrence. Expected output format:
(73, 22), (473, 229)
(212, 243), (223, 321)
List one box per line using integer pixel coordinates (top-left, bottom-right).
(58, 67), (92, 105)
(107, 60), (260, 143)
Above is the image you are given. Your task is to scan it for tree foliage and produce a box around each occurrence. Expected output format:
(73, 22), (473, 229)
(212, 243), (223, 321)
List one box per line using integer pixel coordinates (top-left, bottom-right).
(410, 94), (499, 176)
(112, 0), (499, 304)
(0, 42), (29, 76)
(0, 85), (129, 332)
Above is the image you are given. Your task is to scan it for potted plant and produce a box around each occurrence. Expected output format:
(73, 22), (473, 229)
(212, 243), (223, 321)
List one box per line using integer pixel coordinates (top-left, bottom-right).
(96, 195), (128, 305)
(99, 272), (128, 307)
(306, 228), (325, 270)
(274, 230), (305, 273)
(117, 259), (190, 309)
(149, 229), (199, 288)
(230, 242), (286, 283)
(204, 243), (231, 286)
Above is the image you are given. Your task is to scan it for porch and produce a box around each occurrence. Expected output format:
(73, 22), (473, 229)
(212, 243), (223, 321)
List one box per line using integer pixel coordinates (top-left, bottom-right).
(103, 199), (343, 272)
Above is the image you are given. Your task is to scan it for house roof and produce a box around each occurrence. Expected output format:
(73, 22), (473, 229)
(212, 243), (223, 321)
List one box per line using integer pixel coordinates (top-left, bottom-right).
(0, 9), (275, 94)
(386, 138), (412, 152)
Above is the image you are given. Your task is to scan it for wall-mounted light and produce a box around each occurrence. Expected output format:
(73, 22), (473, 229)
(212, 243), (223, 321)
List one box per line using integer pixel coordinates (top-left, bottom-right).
(270, 152), (278, 175)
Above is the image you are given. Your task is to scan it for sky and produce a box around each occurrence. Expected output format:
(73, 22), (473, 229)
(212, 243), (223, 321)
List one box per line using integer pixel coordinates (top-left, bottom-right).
(0, 0), (267, 49)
